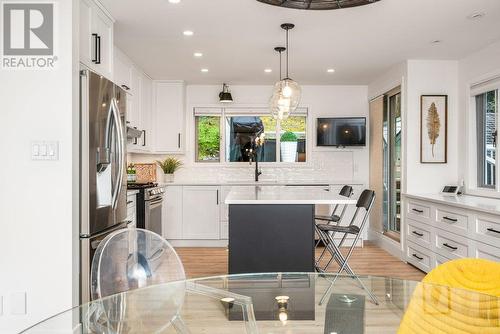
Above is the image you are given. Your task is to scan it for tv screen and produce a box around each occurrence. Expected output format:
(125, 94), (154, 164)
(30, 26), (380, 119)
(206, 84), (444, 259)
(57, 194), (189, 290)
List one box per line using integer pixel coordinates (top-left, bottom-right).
(317, 117), (366, 147)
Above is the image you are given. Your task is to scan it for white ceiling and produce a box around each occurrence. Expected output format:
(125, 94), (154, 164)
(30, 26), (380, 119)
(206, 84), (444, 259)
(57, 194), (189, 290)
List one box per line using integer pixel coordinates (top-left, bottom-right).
(101, 0), (500, 85)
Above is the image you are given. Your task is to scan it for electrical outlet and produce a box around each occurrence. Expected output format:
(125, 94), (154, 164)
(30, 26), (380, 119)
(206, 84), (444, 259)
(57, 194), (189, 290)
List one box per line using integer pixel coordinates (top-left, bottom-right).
(32, 141), (59, 161)
(10, 292), (26, 315)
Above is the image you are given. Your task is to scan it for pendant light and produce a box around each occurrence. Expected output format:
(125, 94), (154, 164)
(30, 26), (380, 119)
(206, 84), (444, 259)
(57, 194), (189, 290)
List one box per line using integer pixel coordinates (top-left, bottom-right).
(269, 23), (301, 120)
(269, 46), (286, 120)
(219, 83), (233, 103)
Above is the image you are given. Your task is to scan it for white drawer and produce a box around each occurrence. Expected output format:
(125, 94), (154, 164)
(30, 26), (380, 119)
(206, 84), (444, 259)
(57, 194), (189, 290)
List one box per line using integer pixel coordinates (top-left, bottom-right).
(435, 207), (468, 236)
(434, 253), (452, 267)
(472, 241), (500, 262)
(406, 219), (432, 248)
(434, 229), (469, 260)
(406, 240), (432, 273)
(474, 214), (500, 248)
(406, 200), (431, 224)
(220, 221), (229, 240)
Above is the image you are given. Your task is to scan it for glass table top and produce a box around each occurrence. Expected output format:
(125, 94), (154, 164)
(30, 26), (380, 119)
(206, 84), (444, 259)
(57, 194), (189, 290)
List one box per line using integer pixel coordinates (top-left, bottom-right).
(21, 273), (500, 333)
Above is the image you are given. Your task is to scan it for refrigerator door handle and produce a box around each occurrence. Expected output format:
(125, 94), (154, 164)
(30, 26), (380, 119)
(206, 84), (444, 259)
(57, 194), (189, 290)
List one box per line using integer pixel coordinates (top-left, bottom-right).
(110, 97), (125, 210)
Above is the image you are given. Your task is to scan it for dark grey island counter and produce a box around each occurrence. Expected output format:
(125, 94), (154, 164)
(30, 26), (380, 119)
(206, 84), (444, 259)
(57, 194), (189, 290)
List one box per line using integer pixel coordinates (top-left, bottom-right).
(225, 186), (356, 274)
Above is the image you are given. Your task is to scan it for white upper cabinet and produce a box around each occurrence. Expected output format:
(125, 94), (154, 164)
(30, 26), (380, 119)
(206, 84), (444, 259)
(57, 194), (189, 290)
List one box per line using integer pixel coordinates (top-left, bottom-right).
(79, 0), (114, 79)
(113, 47), (133, 92)
(140, 73), (153, 152)
(153, 81), (185, 154)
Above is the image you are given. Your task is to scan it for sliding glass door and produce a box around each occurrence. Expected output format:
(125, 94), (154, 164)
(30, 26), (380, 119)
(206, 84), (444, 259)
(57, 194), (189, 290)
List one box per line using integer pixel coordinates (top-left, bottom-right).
(383, 88), (402, 239)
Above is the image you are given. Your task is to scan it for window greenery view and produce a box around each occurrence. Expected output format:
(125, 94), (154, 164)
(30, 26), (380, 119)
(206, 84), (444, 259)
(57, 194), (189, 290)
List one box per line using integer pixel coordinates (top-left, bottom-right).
(196, 116), (221, 162)
(195, 112), (307, 163)
(476, 89), (498, 188)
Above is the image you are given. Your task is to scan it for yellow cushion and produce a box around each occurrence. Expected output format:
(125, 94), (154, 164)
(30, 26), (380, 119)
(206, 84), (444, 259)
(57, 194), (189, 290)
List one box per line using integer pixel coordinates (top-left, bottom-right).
(398, 258), (500, 334)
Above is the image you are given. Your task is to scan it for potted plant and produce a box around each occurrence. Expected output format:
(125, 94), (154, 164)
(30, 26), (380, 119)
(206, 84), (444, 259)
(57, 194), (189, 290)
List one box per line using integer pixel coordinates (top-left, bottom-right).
(280, 131), (298, 162)
(127, 163), (137, 183)
(156, 157), (183, 183)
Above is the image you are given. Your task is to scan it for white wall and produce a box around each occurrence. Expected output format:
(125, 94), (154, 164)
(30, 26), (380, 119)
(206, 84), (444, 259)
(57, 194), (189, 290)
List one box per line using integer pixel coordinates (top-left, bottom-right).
(368, 62), (406, 100)
(130, 85), (370, 185)
(0, 1), (79, 333)
(405, 60), (459, 194)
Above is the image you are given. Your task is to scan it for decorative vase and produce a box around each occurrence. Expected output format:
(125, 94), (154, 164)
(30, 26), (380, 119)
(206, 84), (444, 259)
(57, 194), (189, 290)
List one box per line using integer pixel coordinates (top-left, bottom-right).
(163, 173), (175, 183)
(280, 142), (298, 162)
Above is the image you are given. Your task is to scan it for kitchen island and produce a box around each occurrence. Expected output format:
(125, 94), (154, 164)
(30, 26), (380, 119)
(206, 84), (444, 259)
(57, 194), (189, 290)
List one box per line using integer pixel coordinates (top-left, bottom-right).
(225, 186), (356, 274)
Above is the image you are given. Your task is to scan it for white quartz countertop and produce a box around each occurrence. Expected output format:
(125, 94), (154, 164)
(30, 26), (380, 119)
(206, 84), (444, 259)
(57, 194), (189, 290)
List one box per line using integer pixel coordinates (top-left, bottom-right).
(225, 186), (358, 205)
(404, 193), (500, 215)
(161, 180), (364, 187)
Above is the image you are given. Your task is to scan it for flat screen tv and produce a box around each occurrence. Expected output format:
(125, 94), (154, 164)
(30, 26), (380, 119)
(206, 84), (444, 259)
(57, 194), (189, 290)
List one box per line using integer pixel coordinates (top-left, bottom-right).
(317, 117), (366, 147)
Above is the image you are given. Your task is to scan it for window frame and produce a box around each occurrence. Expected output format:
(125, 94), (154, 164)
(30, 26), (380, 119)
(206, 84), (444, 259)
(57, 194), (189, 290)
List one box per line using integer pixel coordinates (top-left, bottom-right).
(466, 75), (500, 198)
(193, 106), (311, 167)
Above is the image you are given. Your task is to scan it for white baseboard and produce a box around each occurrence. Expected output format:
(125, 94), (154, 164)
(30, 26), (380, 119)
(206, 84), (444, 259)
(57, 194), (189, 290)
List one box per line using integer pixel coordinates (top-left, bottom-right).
(169, 239), (229, 247)
(367, 229), (404, 259)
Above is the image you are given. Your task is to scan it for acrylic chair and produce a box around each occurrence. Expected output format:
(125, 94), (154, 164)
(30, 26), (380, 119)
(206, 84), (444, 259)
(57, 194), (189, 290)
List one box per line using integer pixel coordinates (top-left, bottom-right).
(317, 189), (379, 305)
(86, 228), (258, 334)
(314, 185), (354, 270)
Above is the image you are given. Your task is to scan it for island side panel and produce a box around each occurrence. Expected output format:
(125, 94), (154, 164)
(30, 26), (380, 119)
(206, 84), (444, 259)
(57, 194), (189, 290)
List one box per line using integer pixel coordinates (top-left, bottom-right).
(228, 204), (315, 274)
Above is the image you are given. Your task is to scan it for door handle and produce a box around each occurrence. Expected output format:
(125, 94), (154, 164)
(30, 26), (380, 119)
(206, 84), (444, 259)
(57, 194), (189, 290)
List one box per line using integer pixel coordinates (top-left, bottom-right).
(110, 98), (125, 210)
(216, 189), (219, 205)
(142, 130), (146, 147)
(178, 133), (181, 148)
(442, 243), (458, 251)
(442, 216), (458, 222)
(487, 227), (500, 235)
(412, 231), (424, 237)
(133, 127), (138, 145)
(412, 254), (423, 261)
(121, 85), (130, 91)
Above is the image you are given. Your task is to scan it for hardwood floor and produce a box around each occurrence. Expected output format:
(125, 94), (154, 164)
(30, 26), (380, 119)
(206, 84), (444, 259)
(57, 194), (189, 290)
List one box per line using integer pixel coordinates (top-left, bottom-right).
(176, 241), (425, 281)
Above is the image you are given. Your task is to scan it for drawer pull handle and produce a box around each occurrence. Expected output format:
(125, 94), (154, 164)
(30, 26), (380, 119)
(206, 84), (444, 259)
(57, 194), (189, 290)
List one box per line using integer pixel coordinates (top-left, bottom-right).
(412, 231), (424, 237)
(412, 208), (424, 213)
(443, 216), (458, 222)
(412, 254), (424, 261)
(127, 201), (133, 205)
(487, 228), (500, 235)
(443, 243), (458, 251)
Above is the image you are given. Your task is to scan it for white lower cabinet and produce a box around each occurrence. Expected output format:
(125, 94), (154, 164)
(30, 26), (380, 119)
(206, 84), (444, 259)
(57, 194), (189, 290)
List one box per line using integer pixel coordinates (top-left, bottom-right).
(403, 194), (500, 273)
(163, 186), (183, 239)
(126, 191), (137, 228)
(182, 186), (220, 240)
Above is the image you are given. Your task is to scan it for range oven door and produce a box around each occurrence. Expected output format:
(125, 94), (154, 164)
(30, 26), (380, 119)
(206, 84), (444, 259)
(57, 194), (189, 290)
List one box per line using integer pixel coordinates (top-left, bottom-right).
(144, 196), (163, 236)
(144, 195), (164, 272)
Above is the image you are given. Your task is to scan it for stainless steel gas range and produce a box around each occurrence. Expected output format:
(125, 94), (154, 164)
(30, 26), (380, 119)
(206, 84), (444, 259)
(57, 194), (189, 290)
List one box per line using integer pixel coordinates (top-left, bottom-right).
(127, 182), (165, 236)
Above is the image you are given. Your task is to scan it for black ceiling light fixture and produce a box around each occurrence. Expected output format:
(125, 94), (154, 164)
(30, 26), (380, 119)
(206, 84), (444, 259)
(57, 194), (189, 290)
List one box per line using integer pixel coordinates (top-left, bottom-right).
(219, 83), (233, 103)
(256, 0), (380, 10)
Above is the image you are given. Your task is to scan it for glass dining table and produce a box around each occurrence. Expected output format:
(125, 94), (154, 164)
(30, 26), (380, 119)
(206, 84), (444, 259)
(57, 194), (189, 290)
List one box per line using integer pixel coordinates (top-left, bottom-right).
(21, 273), (500, 333)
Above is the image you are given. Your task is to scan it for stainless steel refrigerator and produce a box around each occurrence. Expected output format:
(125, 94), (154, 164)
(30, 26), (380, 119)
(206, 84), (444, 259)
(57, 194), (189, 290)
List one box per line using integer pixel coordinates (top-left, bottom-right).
(79, 68), (128, 303)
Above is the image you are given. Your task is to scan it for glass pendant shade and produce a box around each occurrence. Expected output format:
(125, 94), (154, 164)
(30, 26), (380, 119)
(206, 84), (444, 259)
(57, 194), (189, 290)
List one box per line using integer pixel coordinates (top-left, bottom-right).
(269, 78), (301, 120)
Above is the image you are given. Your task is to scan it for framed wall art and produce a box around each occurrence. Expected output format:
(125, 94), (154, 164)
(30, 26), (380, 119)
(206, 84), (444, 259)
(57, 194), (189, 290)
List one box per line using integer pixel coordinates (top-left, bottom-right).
(420, 95), (448, 163)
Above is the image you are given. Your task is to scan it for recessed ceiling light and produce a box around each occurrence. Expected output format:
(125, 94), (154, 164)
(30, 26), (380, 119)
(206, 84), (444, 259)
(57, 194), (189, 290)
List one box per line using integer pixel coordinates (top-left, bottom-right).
(183, 30), (194, 36)
(327, 68), (335, 73)
(194, 52), (203, 57)
(467, 12), (485, 20)
(201, 68), (209, 73)
(431, 40), (442, 44)
(168, 0), (181, 3)
(264, 68), (272, 73)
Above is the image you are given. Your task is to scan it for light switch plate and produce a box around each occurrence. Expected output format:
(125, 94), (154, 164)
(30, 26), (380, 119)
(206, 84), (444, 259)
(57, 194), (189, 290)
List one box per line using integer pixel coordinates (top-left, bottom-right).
(31, 141), (59, 161)
(10, 292), (26, 315)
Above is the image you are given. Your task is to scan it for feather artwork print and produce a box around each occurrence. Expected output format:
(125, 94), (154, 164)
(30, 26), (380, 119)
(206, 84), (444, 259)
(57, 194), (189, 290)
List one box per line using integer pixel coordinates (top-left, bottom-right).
(426, 102), (441, 157)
